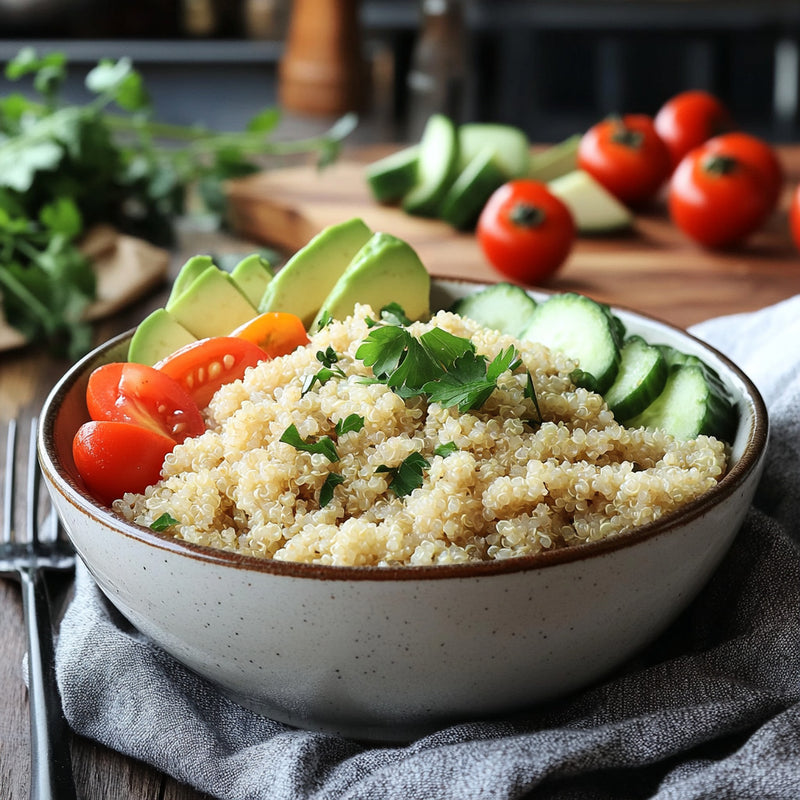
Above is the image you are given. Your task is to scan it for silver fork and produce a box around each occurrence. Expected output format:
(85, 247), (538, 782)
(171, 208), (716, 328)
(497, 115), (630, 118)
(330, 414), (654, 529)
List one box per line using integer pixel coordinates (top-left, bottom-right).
(2, 419), (78, 800)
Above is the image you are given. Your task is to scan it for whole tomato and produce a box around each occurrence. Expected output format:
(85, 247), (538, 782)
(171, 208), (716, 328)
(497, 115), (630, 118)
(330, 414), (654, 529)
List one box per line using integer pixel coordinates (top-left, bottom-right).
(577, 114), (671, 206)
(702, 131), (783, 211)
(654, 90), (735, 170)
(668, 139), (773, 248)
(476, 180), (575, 284)
(789, 184), (800, 252)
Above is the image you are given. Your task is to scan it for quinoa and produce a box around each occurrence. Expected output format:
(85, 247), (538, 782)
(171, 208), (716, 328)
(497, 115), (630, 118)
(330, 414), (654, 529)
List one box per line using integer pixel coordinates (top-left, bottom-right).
(113, 305), (728, 566)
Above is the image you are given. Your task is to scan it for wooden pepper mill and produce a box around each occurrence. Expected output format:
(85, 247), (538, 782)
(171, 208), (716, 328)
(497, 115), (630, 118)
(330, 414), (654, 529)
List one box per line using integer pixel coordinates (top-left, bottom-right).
(278, 0), (368, 115)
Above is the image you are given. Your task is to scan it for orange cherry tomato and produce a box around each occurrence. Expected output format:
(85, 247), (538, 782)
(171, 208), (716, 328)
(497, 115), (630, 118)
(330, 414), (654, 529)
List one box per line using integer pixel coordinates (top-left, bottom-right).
(476, 179), (575, 285)
(156, 336), (267, 409)
(577, 114), (671, 206)
(654, 90), (735, 170)
(230, 312), (309, 358)
(86, 362), (205, 444)
(73, 420), (175, 505)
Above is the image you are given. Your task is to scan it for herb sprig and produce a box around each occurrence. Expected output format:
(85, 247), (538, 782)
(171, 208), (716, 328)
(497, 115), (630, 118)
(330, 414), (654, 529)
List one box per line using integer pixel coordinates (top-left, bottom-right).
(0, 48), (355, 357)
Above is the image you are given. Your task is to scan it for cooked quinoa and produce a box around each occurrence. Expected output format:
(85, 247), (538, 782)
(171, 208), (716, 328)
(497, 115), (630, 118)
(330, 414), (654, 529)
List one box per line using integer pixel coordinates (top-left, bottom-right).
(114, 306), (728, 566)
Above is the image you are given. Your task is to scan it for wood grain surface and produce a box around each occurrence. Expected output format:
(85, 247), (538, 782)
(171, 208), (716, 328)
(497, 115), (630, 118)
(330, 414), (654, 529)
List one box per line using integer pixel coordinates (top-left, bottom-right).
(225, 151), (800, 328)
(3, 147), (800, 800)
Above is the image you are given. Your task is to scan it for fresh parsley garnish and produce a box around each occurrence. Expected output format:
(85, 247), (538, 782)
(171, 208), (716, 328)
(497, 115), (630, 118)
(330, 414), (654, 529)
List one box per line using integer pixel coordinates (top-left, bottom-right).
(301, 347), (347, 395)
(335, 414), (364, 436)
(379, 302), (412, 326)
(376, 452), (430, 497)
(150, 512), (179, 532)
(434, 442), (458, 458)
(319, 472), (345, 507)
(315, 309), (334, 329)
(280, 424), (339, 462)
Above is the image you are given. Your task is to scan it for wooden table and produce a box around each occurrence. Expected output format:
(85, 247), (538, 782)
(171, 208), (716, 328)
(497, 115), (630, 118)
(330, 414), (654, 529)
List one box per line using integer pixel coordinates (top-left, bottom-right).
(2, 146), (800, 800)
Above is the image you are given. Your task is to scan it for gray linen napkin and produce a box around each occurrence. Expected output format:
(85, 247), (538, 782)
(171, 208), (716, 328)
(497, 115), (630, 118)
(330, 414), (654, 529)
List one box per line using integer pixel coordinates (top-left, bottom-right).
(55, 295), (800, 800)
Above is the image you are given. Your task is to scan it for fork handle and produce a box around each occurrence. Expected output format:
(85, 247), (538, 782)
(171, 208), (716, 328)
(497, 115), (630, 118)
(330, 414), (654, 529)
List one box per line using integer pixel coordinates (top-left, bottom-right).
(20, 568), (78, 800)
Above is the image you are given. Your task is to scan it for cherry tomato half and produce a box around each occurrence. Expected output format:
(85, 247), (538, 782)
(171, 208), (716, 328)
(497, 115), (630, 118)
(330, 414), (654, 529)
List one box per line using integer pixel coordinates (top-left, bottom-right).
(668, 140), (773, 248)
(476, 179), (575, 284)
(230, 311), (309, 358)
(654, 90), (735, 170)
(156, 336), (267, 409)
(73, 420), (175, 505)
(703, 131), (783, 211)
(86, 362), (205, 444)
(577, 114), (671, 206)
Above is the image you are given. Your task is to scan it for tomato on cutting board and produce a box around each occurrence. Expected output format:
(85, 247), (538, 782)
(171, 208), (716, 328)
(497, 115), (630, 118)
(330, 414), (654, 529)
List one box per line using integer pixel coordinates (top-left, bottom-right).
(230, 312), (310, 358)
(654, 90), (735, 170)
(476, 179), (575, 285)
(73, 420), (176, 505)
(156, 336), (267, 409)
(577, 114), (671, 206)
(86, 362), (205, 443)
(668, 137), (774, 248)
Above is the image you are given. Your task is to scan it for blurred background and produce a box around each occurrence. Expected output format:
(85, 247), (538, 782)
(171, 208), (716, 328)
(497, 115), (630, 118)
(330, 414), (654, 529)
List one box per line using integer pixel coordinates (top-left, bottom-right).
(0, 0), (799, 144)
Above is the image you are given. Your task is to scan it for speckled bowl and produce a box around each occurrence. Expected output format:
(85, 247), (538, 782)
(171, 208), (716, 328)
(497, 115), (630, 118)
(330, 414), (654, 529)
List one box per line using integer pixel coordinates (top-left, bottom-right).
(39, 280), (768, 741)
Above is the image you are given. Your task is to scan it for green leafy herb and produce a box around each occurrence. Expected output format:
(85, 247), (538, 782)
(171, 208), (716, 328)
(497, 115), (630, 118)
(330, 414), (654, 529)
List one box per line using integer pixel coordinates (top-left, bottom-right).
(301, 348), (347, 395)
(379, 302), (411, 326)
(150, 512), (179, 531)
(434, 441), (458, 458)
(0, 48), (355, 356)
(335, 414), (365, 436)
(376, 452), (430, 497)
(280, 424), (339, 462)
(319, 472), (345, 507)
(524, 371), (542, 424)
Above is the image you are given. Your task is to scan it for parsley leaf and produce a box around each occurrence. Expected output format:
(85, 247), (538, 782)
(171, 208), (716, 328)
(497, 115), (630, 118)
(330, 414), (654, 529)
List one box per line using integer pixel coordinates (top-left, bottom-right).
(434, 441), (458, 458)
(319, 472), (345, 507)
(379, 302), (411, 326)
(150, 512), (179, 531)
(335, 414), (364, 436)
(376, 452), (430, 497)
(280, 424), (339, 462)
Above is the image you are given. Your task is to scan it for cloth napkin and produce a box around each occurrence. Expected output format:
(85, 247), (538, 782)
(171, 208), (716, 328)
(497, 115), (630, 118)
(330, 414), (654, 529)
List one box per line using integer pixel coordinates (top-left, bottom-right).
(55, 295), (800, 800)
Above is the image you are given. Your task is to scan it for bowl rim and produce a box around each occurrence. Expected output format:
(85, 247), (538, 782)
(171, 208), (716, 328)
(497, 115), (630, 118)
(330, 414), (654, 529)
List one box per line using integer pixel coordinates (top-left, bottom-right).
(39, 279), (769, 582)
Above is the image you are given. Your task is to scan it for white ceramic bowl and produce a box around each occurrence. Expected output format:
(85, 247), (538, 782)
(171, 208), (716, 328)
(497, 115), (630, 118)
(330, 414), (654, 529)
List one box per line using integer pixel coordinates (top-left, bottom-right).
(39, 280), (768, 741)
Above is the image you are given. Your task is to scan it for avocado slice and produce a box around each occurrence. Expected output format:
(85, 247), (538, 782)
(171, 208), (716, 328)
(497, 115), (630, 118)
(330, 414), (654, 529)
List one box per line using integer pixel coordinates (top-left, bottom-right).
(258, 217), (373, 328)
(230, 253), (274, 307)
(527, 135), (581, 183)
(547, 169), (633, 234)
(168, 268), (258, 339)
(166, 255), (215, 310)
(311, 232), (430, 330)
(127, 308), (198, 366)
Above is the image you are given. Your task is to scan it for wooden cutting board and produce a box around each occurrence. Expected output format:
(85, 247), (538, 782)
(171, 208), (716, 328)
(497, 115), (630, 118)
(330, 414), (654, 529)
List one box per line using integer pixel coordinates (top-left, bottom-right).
(225, 155), (800, 329)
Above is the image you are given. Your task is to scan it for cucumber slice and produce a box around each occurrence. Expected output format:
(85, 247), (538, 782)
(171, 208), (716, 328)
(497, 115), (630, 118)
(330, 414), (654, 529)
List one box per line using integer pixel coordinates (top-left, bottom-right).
(440, 146), (507, 230)
(457, 122), (530, 179)
(520, 292), (624, 393)
(366, 145), (419, 203)
(402, 114), (460, 217)
(527, 134), (580, 183)
(603, 335), (668, 421)
(626, 363), (737, 442)
(547, 169), (633, 234)
(450, 282), (538, 338)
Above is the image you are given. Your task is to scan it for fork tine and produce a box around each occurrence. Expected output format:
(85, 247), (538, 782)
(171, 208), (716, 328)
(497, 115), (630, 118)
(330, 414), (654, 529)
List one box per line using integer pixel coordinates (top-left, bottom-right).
(26, 417), (40, 546)
(3, 417), (16, 545)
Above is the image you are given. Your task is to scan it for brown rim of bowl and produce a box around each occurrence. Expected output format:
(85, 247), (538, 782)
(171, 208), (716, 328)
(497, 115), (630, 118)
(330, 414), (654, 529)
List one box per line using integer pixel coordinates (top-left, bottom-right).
(38, 282), (769, 583)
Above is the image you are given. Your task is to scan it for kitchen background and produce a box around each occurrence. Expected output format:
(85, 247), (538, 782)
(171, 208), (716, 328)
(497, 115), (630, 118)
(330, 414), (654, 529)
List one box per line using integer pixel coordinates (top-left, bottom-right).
(0, 0), (799, 145)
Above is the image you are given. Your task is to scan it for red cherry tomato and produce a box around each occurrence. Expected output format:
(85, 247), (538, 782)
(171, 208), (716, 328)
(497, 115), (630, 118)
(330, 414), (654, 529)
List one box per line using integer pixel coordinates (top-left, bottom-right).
(230, 312), (309, 357)
(654, 90), (735, 170)
(476, 179), (575, 285)
(577, 114), (671, 206)
(86, 362), (205, 444)
(156, 336), (267, 409)
(73, 420), (175, 505)
(668, 140), (773, 248)
(702, 132), (783, 211)
(789, 185), (800, 252)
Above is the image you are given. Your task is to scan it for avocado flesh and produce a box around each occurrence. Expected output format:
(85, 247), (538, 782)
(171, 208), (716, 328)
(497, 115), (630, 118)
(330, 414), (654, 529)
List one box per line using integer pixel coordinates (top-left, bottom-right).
(168, 269), (258, 339)
(258, 217), (373, 329)
(166, 255), (215, 309)
(311, 232), (430, 330)
(230, 254), (273, 307)
(127, 308), (198, 366)
(527, 135), (581, 183)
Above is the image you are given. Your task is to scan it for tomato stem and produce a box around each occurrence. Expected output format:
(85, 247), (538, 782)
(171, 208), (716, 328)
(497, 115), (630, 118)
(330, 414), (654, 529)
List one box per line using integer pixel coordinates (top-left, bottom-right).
(702, 153), (739, 176)
(608, 115), (644, 149)
(509, 201), (546, 228)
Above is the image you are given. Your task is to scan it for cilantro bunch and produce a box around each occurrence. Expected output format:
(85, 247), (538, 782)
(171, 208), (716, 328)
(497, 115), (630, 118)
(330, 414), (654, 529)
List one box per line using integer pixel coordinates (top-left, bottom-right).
(0, 48), (356, 358)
